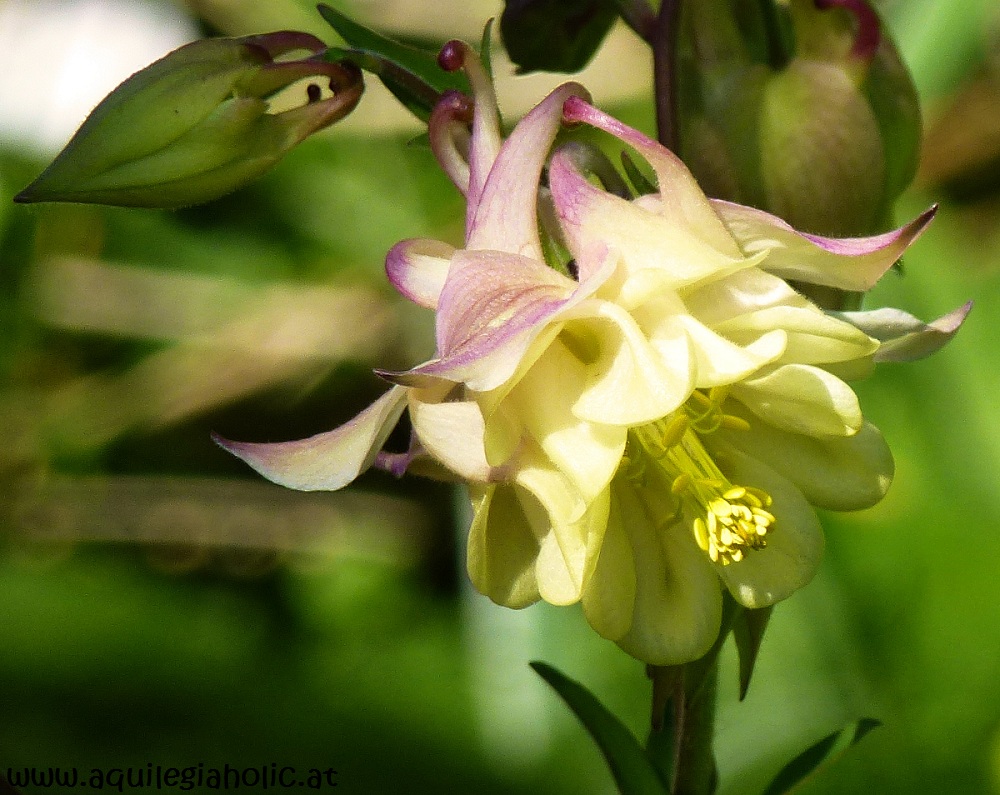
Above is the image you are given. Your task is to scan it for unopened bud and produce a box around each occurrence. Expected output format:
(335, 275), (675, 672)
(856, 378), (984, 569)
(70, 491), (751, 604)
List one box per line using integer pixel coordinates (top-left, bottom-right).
(680, 0), (920, 239)
(16, 32), (363, 208)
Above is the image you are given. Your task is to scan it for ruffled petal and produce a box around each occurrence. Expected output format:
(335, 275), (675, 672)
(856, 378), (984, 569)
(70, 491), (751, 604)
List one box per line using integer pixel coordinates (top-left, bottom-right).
(407, 385), (497, 482)
(385, 238), (455, 309)
(467, 484), (541, 609)
(505, 336), (628, 501)
(583, 477), (722, 664)
(391, 249), (577, 391)
(713, 449), (824, 609)
(838, 301), (972, 362)
(560, 299), (694, 425)
(213, 386), (407, 491)
(468, 83), (588, 260)
(714, 305), (878, 365)
(626, 285), (787, 389)
(549, 149), (754, 290)
(729, 363), (863, 437)
(711, 201), (936, 291)
(561, 96), (743, 258)
(715, 402), (894, 510)
(502, 443), (610, 606)
(682, 268), (810, 325)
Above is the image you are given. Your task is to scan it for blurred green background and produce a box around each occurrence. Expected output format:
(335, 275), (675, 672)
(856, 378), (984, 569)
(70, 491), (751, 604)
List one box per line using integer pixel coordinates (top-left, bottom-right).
(1, 0), (998, 793)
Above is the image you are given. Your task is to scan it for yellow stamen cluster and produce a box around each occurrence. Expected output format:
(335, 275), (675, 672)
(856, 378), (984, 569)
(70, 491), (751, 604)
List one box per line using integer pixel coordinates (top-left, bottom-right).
(693, 486), (774, 565)
(631, 389), (774, 566)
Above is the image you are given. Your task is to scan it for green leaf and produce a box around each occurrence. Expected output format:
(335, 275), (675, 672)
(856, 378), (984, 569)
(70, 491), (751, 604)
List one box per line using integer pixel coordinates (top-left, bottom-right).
(317, 3), (469, 121)
(530, 662), (669, 795)
(761, 718), (882, 795)
(500, 0), (619, 74)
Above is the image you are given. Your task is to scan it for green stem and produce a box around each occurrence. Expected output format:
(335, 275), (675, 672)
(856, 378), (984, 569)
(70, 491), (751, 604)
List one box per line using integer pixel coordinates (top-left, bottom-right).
(673, 662), (718, 794)
(648, 598), (741, 794)
(646, 659), (719, 795)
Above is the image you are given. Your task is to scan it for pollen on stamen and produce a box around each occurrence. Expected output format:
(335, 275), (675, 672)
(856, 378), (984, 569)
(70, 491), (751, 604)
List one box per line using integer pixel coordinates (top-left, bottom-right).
(694, 486), (775, 566)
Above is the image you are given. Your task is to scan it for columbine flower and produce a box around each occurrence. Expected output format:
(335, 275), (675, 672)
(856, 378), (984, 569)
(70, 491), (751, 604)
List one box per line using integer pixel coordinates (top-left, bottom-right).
(216, 41), (968, 665)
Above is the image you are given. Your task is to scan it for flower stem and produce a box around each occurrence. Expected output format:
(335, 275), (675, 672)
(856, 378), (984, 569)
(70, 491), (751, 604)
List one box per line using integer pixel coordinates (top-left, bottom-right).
(648, 596), (741, 794)
(648, 659), (719, 795)
(651, 0), (682, 151)
(673, 662), (718, 794)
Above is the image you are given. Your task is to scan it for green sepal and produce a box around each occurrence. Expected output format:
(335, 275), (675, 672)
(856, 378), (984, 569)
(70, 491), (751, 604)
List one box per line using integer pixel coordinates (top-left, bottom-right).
(731, 605), (773, 700)
(530, 662), (669, 795)
(762, 718), (882, 795)
(317, 3), (469, 121)
(500, 0), (619, 74)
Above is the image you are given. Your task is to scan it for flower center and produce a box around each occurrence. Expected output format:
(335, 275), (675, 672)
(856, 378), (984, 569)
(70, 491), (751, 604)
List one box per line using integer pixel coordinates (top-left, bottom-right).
(629, 389), (774, 566)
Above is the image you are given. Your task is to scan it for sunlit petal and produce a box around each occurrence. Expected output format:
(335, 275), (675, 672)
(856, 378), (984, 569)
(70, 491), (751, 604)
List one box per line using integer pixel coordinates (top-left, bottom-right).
(560, 299), (694, 425)
(408, 387), (497, 482)
(715, 305), (878, 365)
(506, 336), (628, 501)
(213, 386), (407, 491)
(385, 238), (455, 309)
(729, 363), (863, 436)
(712, 201), (936, 290)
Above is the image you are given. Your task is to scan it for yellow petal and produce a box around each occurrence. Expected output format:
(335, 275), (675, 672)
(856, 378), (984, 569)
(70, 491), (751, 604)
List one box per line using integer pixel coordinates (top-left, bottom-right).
(466, 484), (541, 609)
(729, 363), (863, 436)
(583, 478), (723, 665)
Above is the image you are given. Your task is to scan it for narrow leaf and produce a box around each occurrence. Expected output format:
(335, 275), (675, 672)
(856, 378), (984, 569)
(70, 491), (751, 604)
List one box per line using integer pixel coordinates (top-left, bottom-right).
(318, 3), (468, 120)
(762, 718), (882, 795)
(531, 662), (669, 795)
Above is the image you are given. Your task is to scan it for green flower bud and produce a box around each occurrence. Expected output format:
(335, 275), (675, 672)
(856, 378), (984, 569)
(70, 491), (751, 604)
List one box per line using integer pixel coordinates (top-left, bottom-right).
(679, 0), (921, 239)
(16, 32), (363, 208)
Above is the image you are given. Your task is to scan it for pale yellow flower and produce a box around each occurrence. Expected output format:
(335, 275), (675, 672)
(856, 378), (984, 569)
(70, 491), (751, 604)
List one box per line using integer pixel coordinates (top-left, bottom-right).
(217, 43), (968, 664)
